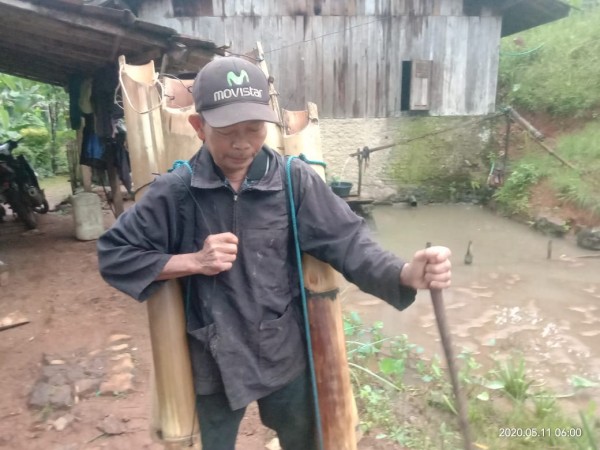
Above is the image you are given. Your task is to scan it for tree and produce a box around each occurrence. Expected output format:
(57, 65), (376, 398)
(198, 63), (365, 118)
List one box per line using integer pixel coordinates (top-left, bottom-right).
(0, 74), (72, 176)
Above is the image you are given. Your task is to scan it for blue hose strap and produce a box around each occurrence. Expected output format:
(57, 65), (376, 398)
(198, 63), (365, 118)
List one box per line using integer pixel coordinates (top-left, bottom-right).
(170, 159), (193, 174)
(285, 156), (325, 450)
(298, 153), (327, 169)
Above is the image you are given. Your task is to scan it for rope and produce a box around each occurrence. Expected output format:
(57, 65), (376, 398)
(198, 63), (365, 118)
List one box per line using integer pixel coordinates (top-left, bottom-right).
(115, 65), (165, 115)
(285, 156), (325, 450)
(500, 43), (545, 57)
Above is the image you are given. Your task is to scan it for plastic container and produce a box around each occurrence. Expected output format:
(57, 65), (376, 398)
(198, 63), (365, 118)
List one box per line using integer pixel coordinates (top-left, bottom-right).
(330, 181), (353, 198)
(71, 192), (104, 241)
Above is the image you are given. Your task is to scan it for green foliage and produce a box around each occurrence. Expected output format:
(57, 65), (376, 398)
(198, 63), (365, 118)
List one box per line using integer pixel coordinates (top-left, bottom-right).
(550, 123), (600, 215)
(496, 123), (600, 217)
(498, 8), (600, 116)
(388, 117), (493, 203)
(0, 74), (72, 176)
(492, 163), (542, 215)
(344, 311), (600, 449)
(490, 358), (534, 401)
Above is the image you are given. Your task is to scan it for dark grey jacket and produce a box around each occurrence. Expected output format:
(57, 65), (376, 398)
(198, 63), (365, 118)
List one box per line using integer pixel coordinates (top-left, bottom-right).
(97, 145), (416, 410)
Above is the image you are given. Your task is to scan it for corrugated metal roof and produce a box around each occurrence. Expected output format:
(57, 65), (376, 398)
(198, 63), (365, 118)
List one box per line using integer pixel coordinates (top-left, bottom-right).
(499, 0), (571, 37)
(0, 0), (223, 86)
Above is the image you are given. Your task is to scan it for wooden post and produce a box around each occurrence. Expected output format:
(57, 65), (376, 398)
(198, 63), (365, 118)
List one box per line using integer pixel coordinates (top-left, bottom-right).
(283, 104), (358, 450)
(506, 107), (578, 171)
(119, 56), (199, 449)
(106, 162), (124, 217)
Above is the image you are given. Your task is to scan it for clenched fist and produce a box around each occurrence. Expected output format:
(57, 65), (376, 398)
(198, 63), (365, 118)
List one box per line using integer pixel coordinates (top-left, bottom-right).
(156, 232), (239, 280)
(399, 246), (452, 290)
(194, 232), (239, 276)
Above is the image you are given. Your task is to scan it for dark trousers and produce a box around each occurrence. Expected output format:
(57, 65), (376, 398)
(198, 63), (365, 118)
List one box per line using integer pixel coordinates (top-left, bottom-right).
(196, 372), (317, 450)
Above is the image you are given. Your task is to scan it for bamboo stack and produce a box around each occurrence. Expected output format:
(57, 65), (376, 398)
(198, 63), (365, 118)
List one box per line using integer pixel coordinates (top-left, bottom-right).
(118, 56), (200, 449)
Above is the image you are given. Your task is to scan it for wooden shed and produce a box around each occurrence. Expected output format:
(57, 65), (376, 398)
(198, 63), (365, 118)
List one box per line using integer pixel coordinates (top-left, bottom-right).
(133, 0), (571, 118)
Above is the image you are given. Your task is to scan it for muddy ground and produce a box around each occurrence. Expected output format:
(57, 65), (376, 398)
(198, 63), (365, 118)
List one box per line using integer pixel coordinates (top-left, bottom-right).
(0, 189), (395, 450)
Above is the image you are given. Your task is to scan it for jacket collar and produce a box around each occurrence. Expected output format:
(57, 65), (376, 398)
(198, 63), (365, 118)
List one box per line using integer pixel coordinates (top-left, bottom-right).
(190, 145), (283, 192)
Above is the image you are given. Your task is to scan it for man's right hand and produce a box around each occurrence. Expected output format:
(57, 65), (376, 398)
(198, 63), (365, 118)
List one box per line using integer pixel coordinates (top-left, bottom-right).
(194, 232), (239, 275)
(156, 232), (238, 280)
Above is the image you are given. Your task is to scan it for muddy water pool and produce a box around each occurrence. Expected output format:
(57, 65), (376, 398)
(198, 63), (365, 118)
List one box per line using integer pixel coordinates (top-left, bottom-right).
(341, 203), (600, 409)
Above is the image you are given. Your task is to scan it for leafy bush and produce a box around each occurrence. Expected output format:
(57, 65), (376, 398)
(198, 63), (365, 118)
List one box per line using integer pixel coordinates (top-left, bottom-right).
(493, 163), (543, 215)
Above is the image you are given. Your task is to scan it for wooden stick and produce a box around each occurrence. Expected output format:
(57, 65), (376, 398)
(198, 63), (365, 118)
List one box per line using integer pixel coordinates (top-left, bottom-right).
(430, 289), (473, 450)
(506, 107), (578, 171)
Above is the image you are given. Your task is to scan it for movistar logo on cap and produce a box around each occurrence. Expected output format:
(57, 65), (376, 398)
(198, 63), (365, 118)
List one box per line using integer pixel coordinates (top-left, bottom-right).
(227, 70), (249, 86)
(214, 69), (262, 102)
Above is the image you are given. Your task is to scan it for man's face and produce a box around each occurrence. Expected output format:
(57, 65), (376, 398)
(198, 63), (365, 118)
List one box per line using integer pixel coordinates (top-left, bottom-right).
(190, 114), (267, 177)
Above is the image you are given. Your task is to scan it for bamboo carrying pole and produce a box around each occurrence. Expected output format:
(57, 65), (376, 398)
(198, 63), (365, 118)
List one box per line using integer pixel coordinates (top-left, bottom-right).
(118, 56), (199, 449)
(283, 104), (358, 450)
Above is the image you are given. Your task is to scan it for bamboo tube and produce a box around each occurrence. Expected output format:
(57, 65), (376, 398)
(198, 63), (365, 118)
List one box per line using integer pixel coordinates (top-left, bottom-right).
(249, 43), (284, 154)
(161, 77), (202, 162)
(118, 56), (200, 449)
(283, 104), (358, 450)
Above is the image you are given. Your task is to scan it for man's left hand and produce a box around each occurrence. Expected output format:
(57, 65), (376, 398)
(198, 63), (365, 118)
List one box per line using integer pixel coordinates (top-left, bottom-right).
(400, 246), (452, 290)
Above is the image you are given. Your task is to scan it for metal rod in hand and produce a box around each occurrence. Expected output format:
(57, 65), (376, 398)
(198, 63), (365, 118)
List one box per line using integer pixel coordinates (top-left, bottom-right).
(430, 288), (473, 450)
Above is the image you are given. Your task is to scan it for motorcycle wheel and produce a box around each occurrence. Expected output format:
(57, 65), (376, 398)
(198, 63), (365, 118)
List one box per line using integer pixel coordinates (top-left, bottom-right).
(11, 196), (37, 229)
(34, 198), (49, 214)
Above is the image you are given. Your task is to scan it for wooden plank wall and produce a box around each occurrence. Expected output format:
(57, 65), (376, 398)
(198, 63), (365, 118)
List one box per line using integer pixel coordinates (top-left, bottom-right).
(139, 0), (503, 117)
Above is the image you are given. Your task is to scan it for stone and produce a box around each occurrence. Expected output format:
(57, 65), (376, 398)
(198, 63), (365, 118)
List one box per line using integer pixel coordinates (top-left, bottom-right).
(49, 385), (73, 409)
(42, 365), (65, 380)
(108, 343), (129, 352)
(52, 414), (75, 431)
(99, 373), (133, 395)
(108, 334), (131, 343)
(97, 415), (126, 435)
(29, 382), (51, 408)
(74, 378), (101, 397)
(65, 365), (85, 383)
(533, 216), (568, 237)
(47, 373), (67, 386)
(577, 228), (600, 251)
(83, 357), (106, 378)
(110, 354), (134, 373)
(371, 186), (397, 204)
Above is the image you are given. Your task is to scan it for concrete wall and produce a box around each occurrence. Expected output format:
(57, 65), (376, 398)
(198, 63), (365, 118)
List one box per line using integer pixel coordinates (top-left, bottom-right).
(320, 116), (497, 202)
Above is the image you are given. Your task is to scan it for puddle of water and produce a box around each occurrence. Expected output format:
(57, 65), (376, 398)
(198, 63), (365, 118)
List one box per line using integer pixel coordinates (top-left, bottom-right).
(342, 204), (600, 406)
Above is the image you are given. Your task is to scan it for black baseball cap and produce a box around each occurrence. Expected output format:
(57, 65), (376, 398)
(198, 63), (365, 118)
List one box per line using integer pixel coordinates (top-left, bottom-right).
(192, 56), (279, 127)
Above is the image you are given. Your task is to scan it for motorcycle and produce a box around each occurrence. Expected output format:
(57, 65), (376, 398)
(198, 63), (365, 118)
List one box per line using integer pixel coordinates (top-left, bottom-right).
(0, 139), (49, 229)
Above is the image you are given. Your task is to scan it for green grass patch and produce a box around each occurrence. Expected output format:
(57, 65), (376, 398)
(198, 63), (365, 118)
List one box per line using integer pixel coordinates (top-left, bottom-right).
(498, 8), (600, 116)
(494, 122), (600, 217)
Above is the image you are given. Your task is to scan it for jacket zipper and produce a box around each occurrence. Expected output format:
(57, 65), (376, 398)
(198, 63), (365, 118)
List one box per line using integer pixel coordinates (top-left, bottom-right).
(232, 192), (238, 235)
(224, 179), (239, 235)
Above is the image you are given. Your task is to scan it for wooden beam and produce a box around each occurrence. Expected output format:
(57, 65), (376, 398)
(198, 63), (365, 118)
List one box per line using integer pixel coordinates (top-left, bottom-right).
(0, 62), (66, 85)
(0, 0), (171, 48)
(0, 6), (154, 55)
(0, 51), (83, 76)
(0, 36), (112, 66)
